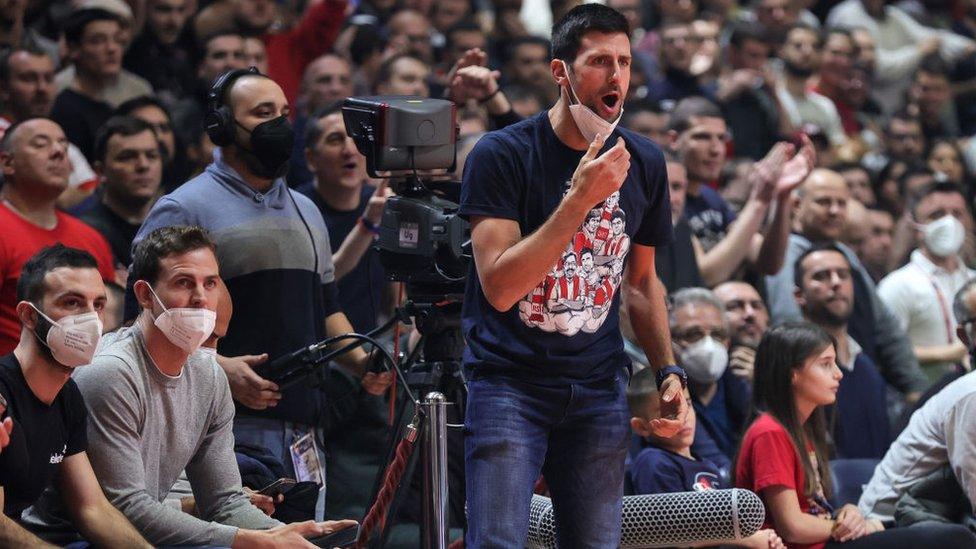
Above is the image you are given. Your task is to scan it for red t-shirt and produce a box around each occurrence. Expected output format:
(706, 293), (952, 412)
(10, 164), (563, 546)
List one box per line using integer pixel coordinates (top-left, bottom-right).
(735, 413), (832, 549)
(264, 0), (345, 105)
(0, 203), (116, 354)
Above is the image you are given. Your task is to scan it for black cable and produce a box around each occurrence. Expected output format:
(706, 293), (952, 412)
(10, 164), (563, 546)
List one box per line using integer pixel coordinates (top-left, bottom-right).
(290, 331), (420, 407)
(285, 185), (320, 277)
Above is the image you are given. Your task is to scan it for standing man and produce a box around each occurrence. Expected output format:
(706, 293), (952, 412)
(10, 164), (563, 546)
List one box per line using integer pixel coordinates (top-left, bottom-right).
(301, 103), (389, 333)
(460, 5), (687, 546)
(130, 69), (369, 483)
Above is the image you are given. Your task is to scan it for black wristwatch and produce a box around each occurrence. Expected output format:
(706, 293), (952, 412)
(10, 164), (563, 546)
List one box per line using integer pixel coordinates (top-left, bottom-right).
(655, 364), (688, 390)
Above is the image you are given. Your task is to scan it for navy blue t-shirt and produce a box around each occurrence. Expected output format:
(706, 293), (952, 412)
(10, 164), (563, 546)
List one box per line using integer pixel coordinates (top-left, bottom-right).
(300, 185), (386, 333)
(684, 185), (736, 252)
(630, 446), (723, 495)
(459, 112), (672, 383)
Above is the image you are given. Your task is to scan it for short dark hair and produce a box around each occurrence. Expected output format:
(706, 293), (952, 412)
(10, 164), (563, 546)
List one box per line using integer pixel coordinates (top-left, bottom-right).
(115, 95), (172, 119)
(17, 244), (98, 303)
(626, 367), (658, 417)
(304, 101), (344, 150)
(822, 27), (856, 54)
(886, 108), (921, 132)
(349, 24), (383, 67)
(831, 161), (868, 175)
(94, 116), (158, 162)
(915, 54), (949, 79)
(63, 8), (124, 46)
(374, 53), (424, 92)
(668, 96), (723, 133)
(793, 243), (850, 289)
(908, 180), (967, 220)
(198, 30), (243, 53)
(729, 22), (769, 49)
(785, 22), (822, 48)
(897, 162), (934, 198)
(551, 3), (629, 63)
(503, 36), (551, 65)
(445, 20), (483, 48)
(131, 226), (217, 286)
(831, 161), (871, 184)
(0, 46), (51, 85)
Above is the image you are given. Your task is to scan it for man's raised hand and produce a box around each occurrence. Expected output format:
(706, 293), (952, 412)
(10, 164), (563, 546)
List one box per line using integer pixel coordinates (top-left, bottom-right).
(775, 133), (816, 196)
(570, 134), (631, 207)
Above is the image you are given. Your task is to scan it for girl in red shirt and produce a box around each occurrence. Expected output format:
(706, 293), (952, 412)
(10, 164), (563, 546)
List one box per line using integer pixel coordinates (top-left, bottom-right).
(735, 322), (976, 549)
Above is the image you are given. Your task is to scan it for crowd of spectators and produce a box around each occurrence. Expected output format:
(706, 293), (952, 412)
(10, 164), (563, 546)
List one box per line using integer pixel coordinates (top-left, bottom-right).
(0, 0), (975, 545)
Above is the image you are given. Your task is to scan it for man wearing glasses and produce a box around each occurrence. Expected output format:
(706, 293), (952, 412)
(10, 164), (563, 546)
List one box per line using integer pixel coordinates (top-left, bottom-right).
(668, 287), (751, 465)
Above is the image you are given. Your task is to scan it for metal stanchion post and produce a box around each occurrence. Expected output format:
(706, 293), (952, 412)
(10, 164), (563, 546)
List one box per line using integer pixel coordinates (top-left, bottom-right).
(421, 392), (449, 549)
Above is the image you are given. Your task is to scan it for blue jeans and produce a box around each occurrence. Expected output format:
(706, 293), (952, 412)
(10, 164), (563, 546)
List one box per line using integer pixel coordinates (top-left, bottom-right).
(464, 370), (630, 548)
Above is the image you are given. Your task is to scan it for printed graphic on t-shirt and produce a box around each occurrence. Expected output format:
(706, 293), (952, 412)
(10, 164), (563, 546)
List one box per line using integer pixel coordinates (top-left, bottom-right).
(518, 187), (630, 336)
(692, 471), (720, 491)
(686, 209), (726, 252)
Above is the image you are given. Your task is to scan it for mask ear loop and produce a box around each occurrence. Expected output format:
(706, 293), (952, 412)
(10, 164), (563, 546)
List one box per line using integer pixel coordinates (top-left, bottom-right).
(560, 60), (583, 106)
(26, 302), (56, 350)
(27, 302), (57, 326)
(144, 283), (170, 319)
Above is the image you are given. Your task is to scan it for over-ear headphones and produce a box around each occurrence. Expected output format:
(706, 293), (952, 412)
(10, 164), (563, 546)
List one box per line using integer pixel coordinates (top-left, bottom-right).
(204, 66), (261, 147)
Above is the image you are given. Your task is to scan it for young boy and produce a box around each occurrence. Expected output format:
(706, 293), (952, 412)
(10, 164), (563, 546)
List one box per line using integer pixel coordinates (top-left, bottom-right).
(628, 368), (723, 493)
(627, 368), (785, 549)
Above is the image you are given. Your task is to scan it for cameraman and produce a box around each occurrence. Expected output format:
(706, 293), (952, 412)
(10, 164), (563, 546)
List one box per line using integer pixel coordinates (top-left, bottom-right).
(459, 5), (687, 546)
(127, 69), (370, 487)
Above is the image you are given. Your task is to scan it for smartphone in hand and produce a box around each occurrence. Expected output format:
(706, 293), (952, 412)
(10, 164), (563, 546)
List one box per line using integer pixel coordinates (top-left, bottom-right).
(257, 478), (297, 497)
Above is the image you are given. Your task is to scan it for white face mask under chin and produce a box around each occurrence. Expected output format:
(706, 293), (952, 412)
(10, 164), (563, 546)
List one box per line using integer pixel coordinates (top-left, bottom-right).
(561, 60), (623, 143)
(147, 284), (216, 355)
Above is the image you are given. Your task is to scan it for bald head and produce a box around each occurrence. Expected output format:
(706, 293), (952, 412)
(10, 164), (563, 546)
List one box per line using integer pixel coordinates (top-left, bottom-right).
(1, 118), (70, 197)
(221, 74), (290, 178)
(842, 198), (869, 248)
(794, 168), (850, 242)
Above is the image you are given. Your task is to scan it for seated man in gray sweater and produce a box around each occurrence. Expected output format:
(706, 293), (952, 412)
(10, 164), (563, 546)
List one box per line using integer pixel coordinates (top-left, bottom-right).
(28, 225), (356, 547)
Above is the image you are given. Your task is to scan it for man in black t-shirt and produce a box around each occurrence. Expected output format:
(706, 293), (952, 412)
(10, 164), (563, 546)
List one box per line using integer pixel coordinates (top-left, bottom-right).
(300, 102), (391, 334)
(81, 116), (163, 268)
(459, 5), (688, 547)
(0, 245), (148, 547)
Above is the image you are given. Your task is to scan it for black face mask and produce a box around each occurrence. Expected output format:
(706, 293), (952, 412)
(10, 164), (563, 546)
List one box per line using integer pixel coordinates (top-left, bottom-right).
(236, 116), (294, 179)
